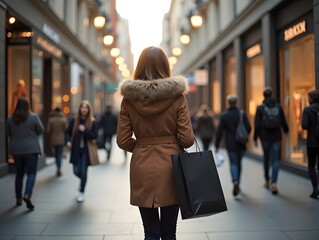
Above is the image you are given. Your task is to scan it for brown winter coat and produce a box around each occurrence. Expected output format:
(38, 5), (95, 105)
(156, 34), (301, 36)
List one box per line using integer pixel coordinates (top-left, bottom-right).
(46, 110), (68, 146)
(117, 76), (195, 208)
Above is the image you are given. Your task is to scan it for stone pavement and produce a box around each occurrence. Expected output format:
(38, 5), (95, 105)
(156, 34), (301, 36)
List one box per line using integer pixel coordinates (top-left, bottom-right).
(0, 140), (319, 240)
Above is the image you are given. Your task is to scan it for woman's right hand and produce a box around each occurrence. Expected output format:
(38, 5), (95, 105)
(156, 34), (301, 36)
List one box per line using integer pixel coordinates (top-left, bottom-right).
(66, 141), (72, 148)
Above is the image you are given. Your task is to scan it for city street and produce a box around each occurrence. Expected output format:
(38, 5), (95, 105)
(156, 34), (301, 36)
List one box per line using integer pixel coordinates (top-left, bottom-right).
(0, 140), (319, 240)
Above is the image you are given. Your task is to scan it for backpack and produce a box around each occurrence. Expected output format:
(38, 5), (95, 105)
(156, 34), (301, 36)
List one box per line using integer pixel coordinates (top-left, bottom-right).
(262, 104), (281, 129)
(236, 110), (249, 144)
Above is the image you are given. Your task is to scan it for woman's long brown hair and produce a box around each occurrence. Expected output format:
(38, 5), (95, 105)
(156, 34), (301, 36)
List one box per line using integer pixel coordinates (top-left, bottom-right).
(134, 46), (171, 80)
(72, 100), (94, 137)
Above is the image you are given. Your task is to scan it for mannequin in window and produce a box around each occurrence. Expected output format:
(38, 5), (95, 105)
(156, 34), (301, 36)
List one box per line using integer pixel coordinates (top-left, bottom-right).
(10, 79), (27, 115)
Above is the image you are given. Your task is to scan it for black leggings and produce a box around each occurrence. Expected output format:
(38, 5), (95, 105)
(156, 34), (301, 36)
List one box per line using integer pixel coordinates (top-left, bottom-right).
(307, 147), (319, 190)
(139, 204), (179, 240)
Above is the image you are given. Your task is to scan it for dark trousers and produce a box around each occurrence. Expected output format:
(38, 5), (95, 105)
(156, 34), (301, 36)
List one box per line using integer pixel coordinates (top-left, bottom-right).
(103, 134), (113, 160)
(261, 141), (280, 183)
(307, 147), (319, 190)
(139, 205), (179, 240)
(14, 154), (38, 199)
(73, 151), (88, 193)
(201, 138), (212, 151)
(53, 145), (63, 169)
(227, 150), (244, 183)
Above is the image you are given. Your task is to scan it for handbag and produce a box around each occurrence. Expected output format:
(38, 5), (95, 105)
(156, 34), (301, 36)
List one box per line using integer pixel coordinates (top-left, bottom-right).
(171, 139), (227, 220)
(87, 139), (100, 166)
(235, 110), (249, 143)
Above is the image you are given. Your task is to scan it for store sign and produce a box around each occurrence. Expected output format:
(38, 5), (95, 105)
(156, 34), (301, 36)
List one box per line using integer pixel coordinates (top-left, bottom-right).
(42, 23), (60, 43)
(194, 69), (208, 86)
(284, 20), (306, 41)
(36, 36), (62, 58)
(246, 44), (261, 58)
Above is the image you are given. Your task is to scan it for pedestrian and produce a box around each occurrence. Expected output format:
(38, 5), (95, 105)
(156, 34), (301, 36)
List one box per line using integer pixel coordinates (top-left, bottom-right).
(6, 98), (44, 210)
(195, 104), (215, 150)
(65, 100), (98, 203)
(46, 106), (68, 177)
(215, 95), (251, 196)
(116, 46), (195, 240)
(301, 89), (319, 199)
(253, 87), (289, 195)
(99, 104), (118, 161)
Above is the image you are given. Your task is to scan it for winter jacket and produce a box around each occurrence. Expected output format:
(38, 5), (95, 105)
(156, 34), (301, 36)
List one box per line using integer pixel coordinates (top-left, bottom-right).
(117, 76), (195, 208)
(65, 117), (98, 165)
(254, 98), (289, 142)
(7, 113), (44, 155)
(99, 110), (117, 136)
(215, 107), (251, 152)
(46, 110), (68, 146)
(196, 115), (215, 140)
(301, 102), (319, 148)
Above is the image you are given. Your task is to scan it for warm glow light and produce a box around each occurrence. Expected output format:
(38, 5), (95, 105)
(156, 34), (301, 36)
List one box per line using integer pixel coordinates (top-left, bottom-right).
(190, 14), (203, 28)
(172, 47), (182, 56)
(9, 17), (15, 24)
(168, 56), (177, 65)
(83, 18), (89, 27)
(103, 34), (114, 46)
(63, 106), (70, 114)
(63, 94), (70, 102)
(115, 56), (125, 65)
(119, 63), (127, 71)
(94, 16), (106, 29)
(70, 87), (78, 95)
(110, 47), (120, 57)
(122, 69), (130, 78)
(180, 34), (190, 45)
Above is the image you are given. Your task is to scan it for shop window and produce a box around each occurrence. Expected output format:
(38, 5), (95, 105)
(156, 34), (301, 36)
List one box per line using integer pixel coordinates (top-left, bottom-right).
(245, 55), (265, 156)
(280, 35), (315, 166)
(224, 56), (237, 100)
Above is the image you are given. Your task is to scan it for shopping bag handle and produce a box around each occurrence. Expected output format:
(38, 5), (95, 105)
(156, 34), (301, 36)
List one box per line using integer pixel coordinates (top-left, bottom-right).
(177, 138), (201, 153)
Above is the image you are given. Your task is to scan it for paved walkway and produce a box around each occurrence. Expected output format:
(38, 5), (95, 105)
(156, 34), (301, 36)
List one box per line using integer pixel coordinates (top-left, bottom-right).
(0, 140), (319, 240)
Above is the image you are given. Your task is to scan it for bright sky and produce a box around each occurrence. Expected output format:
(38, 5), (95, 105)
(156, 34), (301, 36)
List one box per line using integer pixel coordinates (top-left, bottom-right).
(116, 0), (171, 66)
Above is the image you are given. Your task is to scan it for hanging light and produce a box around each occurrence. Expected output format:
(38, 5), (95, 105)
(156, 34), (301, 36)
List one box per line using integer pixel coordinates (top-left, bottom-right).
(180, 34), (190, 45)
(110, 47), (120, 57)
(103, 34), (114, 46)
(94, 15), (106, 29)
(172, 47), (182, 56)
(190, 12), (203, 28)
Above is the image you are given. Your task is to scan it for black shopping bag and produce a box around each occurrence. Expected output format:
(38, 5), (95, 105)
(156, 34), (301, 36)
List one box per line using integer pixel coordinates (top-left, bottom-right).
(171, 149), (227, 219)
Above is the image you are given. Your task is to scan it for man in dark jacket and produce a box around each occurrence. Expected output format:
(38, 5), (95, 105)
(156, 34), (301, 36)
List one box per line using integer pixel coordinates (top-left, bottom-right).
(99, 105), (117, 161)
(301, 89), (319, 199)
(215, 95), (251, 197)
(254, 87), (289, 195)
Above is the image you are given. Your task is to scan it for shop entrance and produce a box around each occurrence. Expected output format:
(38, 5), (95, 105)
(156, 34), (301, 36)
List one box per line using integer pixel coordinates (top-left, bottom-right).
(280, 35), (315, 166)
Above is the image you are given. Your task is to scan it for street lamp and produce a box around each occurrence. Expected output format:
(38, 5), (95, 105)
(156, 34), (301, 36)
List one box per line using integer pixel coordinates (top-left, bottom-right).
(103, 34), (114, 46)
(190, 12), (202, 28)
(94, 15), (106, 29)
(180, 34), (190, 45)
(110, 47), (120, 57)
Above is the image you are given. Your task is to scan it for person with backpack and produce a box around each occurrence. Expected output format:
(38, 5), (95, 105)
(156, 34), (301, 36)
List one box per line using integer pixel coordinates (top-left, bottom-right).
(254, 87), (289, 195)
(301, 89), (319, 199)
(215, 95), (251, 197)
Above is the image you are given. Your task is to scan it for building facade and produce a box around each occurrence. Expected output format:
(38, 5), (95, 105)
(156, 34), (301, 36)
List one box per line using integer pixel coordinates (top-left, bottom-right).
(0, 0), (132, 176)
(164, 0), (319, 176)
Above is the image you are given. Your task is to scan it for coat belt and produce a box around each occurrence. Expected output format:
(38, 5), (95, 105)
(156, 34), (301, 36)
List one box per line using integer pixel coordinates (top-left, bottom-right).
(137, 136), (178, 145)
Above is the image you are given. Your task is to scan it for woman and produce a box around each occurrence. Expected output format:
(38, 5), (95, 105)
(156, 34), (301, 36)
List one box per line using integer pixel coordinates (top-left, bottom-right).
(7, 98), (44, 210)
(117, 46), (194, 240)
(46, 106), (68, 176)
(65, 100), (98, 203)
(195, 104), (215, 150)
(301, 89), (319, 199)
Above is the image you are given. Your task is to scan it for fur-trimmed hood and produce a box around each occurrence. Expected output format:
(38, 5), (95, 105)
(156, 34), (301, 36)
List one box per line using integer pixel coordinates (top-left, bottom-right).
(118, 76), (188, 116)
(119, 76), (188, 100)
